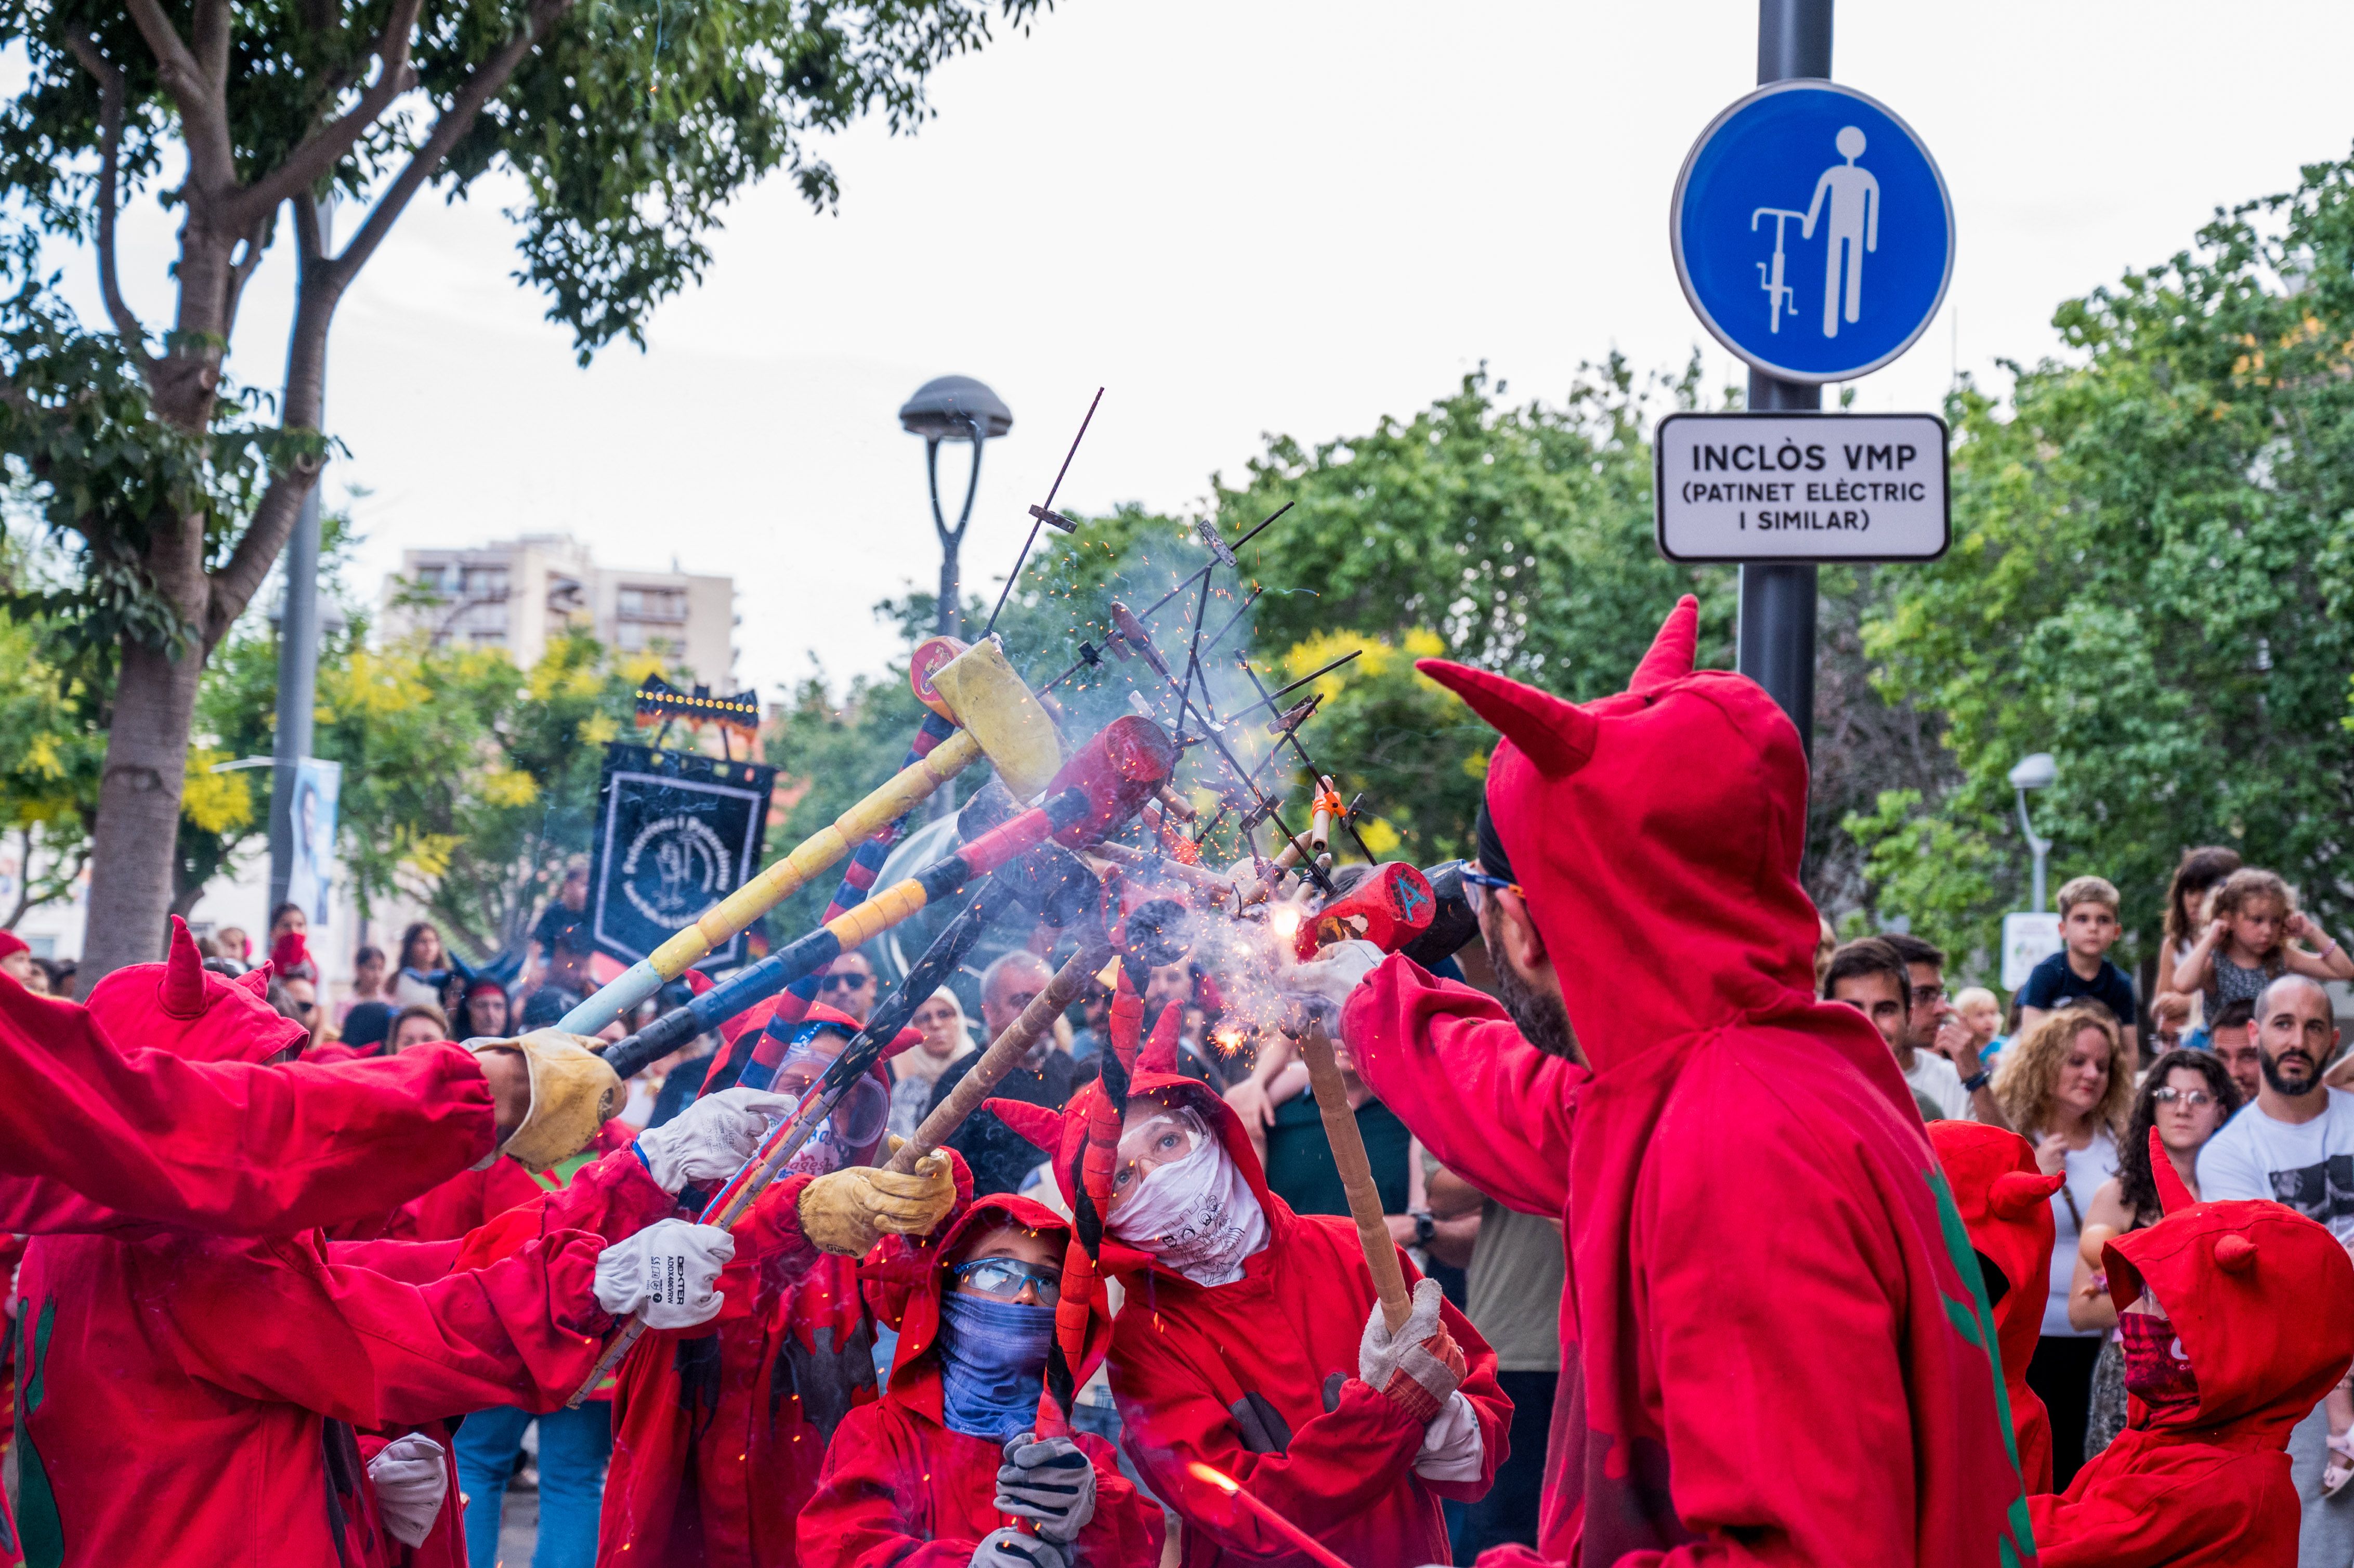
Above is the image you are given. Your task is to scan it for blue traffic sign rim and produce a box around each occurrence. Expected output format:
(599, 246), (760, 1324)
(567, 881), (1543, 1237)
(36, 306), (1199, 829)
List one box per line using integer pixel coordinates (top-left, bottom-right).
(1670, 79), (1956, 385)
(1650, 409), (1953, 564)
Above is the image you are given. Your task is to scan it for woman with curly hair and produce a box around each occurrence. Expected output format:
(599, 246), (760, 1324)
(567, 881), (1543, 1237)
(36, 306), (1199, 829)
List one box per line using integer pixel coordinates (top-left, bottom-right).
(1995, 1004), (2134, 1490)
(2065, 1049), (2242, 1458)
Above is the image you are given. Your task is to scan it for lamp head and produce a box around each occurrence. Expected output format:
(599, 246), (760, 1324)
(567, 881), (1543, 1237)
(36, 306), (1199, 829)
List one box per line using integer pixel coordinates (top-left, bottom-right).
(899, 375), (1012, 442)
(2007, 752), (2057, 792)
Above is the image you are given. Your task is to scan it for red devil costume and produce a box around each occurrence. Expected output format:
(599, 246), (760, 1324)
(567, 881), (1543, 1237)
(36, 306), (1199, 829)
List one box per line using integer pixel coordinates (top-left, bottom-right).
(1929, 1121), (2065, 1494)
(796, 1193), (1162, 1568)
(1344, 595), (2034, 1566)
(598, 1002), (916, 1568)
(2028, 1130), (2354, 1567)
(993, 979), (1508, 1568)
(8, 929), (676, 1568)
(0, 942), (498, 1236)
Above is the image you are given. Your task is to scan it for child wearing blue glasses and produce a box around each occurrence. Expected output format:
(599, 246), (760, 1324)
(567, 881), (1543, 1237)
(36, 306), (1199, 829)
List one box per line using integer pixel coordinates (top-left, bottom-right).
(801, 1194), (1164, 1568)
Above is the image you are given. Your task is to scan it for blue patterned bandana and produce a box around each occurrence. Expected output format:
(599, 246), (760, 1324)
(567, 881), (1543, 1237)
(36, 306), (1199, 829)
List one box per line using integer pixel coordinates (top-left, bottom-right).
(938, 1291), (1055, 1440)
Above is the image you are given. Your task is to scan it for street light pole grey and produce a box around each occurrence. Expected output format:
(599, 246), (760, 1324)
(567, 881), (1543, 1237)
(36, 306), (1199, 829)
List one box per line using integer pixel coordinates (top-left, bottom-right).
(268, 198), (331, 919)
(899, 376), (1013, 643)
(2009, 751), (2057, 912)
(1735, 0), (1833, 757)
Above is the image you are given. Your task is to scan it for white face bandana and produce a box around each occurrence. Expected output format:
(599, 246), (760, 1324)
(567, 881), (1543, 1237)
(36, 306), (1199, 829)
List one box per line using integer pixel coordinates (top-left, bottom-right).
(1106, 1132), (1268, 1287)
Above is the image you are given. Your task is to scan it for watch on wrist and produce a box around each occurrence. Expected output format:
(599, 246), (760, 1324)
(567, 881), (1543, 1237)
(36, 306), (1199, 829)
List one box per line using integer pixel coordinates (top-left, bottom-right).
(1961, 1069), (1992, 1094)
(1410, 1209), (1435, 1248)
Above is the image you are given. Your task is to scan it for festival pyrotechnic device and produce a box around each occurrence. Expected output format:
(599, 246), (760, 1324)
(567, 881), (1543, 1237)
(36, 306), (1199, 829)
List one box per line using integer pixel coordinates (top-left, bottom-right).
(983, 388), (1103, 640)
(1398, 860), (1481, 971)
(558, 642), (1058, 1036)
(1292, 862), (1435, 963)
(595, 783), (1095, 1081)
(1184, 1462), (1357, 1568)
(882, 938), (1110, 1176)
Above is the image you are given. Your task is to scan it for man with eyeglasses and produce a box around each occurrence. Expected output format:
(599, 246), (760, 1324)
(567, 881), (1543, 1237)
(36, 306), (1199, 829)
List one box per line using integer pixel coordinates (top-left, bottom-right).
(928, 950), (1084, 1198)
(1288, 597), (2033, 1568)
(815, 949), (878, 1026)
(1881, 932), (2011, 1130)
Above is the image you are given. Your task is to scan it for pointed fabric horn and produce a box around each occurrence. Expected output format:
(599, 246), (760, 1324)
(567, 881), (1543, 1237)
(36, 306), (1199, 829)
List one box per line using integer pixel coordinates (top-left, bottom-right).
(1627, 594), (1701, 696)
(1415, 661), (1599, 779)
(2213, 1233), (2257, 1274)
(161, 916), (207, 1018)
(2149, 1127), (2195, 1218)
(1989, 1169), (2067, 1222)
(237, 965), (273, 997)
(1137, 994), (1183, 1077)
(983, 1096), (1065, 1156)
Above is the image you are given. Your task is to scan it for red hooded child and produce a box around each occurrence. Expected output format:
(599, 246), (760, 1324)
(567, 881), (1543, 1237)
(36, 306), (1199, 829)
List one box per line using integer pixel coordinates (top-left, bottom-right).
(2028, 1129), (2354, 1567)
(1338, 596), (2034, 1566)
(1010, 976), (1509, 1568)
(7, 923), (683, 1568)
(598, 1001), (941, 1568)
(1928, 1120), (2066, 1494)
(797, 1192), (1163, 1568)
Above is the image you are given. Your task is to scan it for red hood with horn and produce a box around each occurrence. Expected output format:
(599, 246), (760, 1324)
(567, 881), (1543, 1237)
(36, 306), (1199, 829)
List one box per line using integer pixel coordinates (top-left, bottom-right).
(1348, 595), (2032, 1568)
(85, 916), (305, 1066)
(1929, 1120), (2064, 1492)
(2027, 1128), (2354, 1568)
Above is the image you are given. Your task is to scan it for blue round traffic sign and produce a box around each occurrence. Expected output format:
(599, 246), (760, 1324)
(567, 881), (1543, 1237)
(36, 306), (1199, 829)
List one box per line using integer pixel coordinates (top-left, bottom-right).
(1671, 81), (1954, 384)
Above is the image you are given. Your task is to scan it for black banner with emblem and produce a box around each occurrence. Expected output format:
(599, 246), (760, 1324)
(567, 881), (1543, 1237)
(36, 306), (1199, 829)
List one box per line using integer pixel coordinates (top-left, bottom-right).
(588, 743), (776, 972)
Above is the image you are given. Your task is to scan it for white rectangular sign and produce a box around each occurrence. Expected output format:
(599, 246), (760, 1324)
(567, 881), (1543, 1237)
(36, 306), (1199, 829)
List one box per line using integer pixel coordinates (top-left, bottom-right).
(1654, 411), (1950, 563)
(2001, 911), (2064, 993)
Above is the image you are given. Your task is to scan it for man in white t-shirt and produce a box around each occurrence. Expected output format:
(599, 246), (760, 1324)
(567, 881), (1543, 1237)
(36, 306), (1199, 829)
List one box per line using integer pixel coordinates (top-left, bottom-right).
(2196, 973), (2352, 1565)
(1884, 932), (2011, 1129)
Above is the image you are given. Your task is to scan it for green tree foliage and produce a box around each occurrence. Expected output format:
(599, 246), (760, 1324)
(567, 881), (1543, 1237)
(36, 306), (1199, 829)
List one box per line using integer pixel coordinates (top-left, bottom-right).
(1853, 155), (2354, 971)
(0, 0), (1050, 983)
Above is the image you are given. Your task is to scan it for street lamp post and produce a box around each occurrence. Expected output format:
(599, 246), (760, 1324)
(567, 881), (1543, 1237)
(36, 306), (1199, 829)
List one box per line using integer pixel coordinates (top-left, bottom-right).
(898, 376), (1013, 642)
(2008, 751), (2057, 912)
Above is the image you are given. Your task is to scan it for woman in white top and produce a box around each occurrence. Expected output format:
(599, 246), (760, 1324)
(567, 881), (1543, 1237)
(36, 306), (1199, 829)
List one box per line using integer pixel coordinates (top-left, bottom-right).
(887, 986), (976, 1140)
(1993, 1004), (2132, 1492)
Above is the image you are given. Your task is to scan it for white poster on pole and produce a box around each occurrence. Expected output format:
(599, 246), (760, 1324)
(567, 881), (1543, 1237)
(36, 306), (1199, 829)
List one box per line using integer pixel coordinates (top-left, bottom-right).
(285, 757), (342, 931)
(2000, 911), (2062, 993)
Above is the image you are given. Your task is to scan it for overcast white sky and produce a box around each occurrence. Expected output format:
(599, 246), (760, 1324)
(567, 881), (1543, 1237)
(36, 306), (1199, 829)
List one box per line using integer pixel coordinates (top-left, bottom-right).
(72, 0), (2354, 698)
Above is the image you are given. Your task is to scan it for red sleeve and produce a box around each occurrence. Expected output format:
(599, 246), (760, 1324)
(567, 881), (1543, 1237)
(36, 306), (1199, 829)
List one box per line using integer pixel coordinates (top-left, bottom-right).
(797, 1404), (978, 1568)
(0, 985), (495, 1235)
(159, 1230), (615, 1423)
(2026, 1454), (2267, 1568)
(1345, 956), (1581, 1218)
(449, 1148), (676, 1271)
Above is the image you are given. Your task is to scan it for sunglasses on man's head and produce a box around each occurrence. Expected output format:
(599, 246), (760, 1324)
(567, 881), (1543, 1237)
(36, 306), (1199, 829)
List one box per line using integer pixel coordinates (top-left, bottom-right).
(952, 1256), (1062, 1306)
(818, 972), (873, 992)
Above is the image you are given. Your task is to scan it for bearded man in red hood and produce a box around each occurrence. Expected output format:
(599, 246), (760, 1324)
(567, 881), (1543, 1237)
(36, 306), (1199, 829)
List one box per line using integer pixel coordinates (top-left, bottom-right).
(1293, 596), (2033, 1567)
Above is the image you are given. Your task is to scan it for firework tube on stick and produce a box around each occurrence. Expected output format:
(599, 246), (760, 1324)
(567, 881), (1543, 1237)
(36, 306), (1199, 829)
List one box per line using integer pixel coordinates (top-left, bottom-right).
(1086, 839), (1235, 902)
(596, 786), (1094, 1081)
(568, 876), (1023, 1406)
(1309, 776), (1344, 856)
(883, 938), (1110, 1175)
(559, 638), (1059, 1035)
(1186, 1462), (1357, 1568)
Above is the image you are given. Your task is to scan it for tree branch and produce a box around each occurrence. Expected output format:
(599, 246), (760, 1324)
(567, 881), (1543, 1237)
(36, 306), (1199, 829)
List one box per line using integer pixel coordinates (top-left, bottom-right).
(125, 0), (235, 197)
(327, 1), (568, 286)
(219, 208), (276, 347)
(204, 463), (314, 650)
(62, 34), (156, 367)
(225, 0), (425, 231)
(191, 0), (232, 91)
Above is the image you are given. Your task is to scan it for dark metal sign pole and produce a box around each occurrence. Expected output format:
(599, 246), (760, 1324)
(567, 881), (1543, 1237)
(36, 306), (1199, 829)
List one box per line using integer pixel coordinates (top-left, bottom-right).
(1737, 0), (1832, 756)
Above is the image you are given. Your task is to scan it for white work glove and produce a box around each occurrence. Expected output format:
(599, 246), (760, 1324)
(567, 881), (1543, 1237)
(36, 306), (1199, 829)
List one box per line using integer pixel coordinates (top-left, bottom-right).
(593, 1218), (735, 1329)
(1359, 1276), (1466, 1424)
(365, 1432), (450, 1548)
(970, 1525), (1069, 1568)
(1284, 938), (1385, 1027)
(996, 1432), (1097, 1544)
(633, 1087), (796, 1193)
(1413, 1390), (1485, 1482)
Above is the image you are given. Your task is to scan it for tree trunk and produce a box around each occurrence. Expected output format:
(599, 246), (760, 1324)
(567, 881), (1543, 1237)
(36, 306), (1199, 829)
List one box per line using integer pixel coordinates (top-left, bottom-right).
(80, 630), (206, 989)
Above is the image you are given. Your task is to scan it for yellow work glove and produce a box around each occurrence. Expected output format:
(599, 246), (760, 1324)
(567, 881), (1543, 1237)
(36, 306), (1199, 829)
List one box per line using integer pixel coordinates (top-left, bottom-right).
(473, 1030), (622, 1172)
(797, 1136), (956, 1257)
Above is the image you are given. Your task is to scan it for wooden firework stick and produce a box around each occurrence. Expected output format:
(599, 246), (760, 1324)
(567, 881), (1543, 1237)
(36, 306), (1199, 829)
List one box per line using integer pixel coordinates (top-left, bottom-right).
(884, 939), (1110, 1175)
(1293, 1021), (1411, 1333)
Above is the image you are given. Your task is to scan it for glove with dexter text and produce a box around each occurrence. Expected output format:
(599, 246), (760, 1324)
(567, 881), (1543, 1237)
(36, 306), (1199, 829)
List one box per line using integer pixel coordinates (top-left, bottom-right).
(593, 1218), (735, 1329)
(799, 1137), (956, 1257)
(1359, 1276), (1466, 1425)
(473, 1030), (622, 1172)
(365, 1432), (450, 1548)
(969, 1526), (1069, 1568)
(634, 1086), (796, 1193)
(996, 1432), (1097, 1544)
